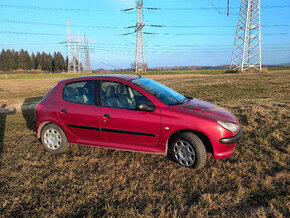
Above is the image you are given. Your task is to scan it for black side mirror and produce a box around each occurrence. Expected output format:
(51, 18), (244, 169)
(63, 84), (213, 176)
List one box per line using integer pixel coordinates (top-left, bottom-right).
(135, 102), (155, 112)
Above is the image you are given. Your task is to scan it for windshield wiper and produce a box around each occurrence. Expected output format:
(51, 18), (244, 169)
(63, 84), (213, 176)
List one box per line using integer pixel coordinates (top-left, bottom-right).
(182, 95), (193, 103)
(164, 93), (183, 105)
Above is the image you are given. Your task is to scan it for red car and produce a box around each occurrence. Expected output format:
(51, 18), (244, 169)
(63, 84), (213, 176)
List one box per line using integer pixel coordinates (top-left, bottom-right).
(34, 74), (242, 169)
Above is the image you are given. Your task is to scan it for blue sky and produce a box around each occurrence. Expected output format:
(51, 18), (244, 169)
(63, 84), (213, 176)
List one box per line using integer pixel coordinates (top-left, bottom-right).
(0, 0), (289, 69)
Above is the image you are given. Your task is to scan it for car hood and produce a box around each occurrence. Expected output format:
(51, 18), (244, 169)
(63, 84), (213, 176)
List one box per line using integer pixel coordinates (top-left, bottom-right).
(173, 99), (238, 123)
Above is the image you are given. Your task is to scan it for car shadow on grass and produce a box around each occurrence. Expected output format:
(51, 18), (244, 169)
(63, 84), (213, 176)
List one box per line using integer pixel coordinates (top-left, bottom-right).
(21, 97), (43, 130)
(0, 104), (16, 157)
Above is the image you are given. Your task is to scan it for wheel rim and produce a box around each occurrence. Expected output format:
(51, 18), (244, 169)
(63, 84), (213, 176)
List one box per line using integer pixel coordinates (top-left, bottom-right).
(43, 128), (62, 150)
(173, 140), (196, 167)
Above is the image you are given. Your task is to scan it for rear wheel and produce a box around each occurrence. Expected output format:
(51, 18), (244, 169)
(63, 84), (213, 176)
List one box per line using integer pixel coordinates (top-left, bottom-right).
(41, 123), (69, 153)
(170, 132), (206, 169)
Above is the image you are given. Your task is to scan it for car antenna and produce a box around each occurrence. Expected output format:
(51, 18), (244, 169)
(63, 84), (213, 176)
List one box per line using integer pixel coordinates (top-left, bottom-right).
(137, 73), (142, 78)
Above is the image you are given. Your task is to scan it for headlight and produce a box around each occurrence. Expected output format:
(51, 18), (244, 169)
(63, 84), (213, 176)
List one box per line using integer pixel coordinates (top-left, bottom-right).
(217, 121), (240, 132)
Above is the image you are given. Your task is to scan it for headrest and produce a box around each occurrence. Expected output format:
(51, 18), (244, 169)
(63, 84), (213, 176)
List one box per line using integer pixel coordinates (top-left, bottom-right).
(105, 85), (115, 97)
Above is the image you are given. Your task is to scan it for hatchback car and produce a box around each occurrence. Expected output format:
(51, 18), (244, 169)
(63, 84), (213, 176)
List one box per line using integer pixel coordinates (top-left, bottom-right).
(34, 74), (242, 169)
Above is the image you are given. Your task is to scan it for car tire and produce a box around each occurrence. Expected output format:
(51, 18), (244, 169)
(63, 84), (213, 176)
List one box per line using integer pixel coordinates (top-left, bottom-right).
(41, 123), (69, 153)
(170, 132), (206, 169)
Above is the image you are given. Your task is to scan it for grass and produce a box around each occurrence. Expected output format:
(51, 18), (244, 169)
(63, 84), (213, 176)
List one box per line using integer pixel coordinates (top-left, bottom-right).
(267, 66), (290, 71)
(0, 71), (289, 217)
(0, 69), (225, 80)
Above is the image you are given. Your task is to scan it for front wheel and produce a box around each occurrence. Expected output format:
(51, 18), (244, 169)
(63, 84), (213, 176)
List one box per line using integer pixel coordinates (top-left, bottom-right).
(170, 132), (206, 169)
(41, 123), (69, 153)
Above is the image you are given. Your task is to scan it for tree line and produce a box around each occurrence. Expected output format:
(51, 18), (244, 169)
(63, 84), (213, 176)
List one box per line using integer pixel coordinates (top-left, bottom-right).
(0, 49), (67, 72)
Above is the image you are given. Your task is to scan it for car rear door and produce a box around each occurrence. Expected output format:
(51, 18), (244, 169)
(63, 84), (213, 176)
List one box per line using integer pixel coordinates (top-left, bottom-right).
(57, 80), (102, 143)
(98, 80), (161, 147)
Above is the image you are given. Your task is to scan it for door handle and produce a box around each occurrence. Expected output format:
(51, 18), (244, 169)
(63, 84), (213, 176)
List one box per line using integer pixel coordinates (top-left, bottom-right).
(61, 109), (67, 113)
(104, 114), (111, 118)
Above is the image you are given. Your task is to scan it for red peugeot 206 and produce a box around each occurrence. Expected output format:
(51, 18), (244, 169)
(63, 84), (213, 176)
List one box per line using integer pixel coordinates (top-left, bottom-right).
(34, 75), (242, 169)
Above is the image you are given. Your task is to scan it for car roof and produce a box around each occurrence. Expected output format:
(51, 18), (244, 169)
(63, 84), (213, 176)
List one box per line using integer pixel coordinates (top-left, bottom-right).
(59, 74), (140, 84)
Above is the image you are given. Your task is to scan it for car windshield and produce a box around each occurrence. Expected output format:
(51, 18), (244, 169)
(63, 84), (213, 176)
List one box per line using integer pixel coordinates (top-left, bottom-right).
(131, 77), (186, 106)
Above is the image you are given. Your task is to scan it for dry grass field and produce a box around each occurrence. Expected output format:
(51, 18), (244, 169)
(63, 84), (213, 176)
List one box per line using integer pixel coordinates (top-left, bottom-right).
(0, 70), (289, 217)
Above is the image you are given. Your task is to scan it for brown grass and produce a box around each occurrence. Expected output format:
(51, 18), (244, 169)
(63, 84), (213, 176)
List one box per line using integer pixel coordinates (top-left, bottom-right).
(224, 68), (269, 74)
(0, 71), (289, 217)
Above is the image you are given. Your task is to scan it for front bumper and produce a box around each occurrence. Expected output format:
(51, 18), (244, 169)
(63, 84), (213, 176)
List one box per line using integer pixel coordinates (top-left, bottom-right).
(219, 129), (243, 144)
(213, 129), (243, 159)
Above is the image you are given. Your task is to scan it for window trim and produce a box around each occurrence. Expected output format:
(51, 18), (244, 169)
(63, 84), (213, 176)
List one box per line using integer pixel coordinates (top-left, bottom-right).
(95, 80), (102, 107)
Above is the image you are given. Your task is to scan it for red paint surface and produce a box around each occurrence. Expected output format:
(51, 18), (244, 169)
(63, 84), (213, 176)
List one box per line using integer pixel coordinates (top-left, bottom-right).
(35, 75), (241, 159)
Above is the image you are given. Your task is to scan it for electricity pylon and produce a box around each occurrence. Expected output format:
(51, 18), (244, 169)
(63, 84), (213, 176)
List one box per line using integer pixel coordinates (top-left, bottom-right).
(135, 0), (146, 73)
(67, 20), (84, 73)
(122, 1), (163, 72)
(83, 34), (91, 72)
(230, 0), (262, 71)
(77, 32), (83, 72)
(67, 20), (75, 73)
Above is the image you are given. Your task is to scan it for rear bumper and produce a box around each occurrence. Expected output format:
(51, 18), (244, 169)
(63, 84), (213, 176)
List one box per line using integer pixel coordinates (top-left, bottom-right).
(33, 119), (37, 137)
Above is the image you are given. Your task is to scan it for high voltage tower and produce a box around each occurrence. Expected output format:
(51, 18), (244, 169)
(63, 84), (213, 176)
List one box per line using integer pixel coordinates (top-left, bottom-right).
(67, 20), (91, 73)
(122, 0), (163, 73)
(67, 20), (75, 73)
(230, 0), (262, 71)
(135, 0), (145, 73)
(83, 34), (91, 72)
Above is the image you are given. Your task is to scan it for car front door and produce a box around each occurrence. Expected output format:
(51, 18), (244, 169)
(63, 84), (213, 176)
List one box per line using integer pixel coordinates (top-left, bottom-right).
(57, 80), (102, 143)
(98, 80), (161, 147)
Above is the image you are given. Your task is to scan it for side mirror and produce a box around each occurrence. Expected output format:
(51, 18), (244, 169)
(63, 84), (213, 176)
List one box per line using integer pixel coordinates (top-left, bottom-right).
(135, 102), (155, 112)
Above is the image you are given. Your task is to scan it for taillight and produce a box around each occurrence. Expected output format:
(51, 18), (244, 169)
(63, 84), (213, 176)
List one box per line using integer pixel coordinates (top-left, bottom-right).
(36, 104), (45, 111)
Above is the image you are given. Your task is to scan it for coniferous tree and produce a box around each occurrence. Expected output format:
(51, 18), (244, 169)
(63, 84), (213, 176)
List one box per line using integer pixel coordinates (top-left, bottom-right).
(12, 50), (19, 70)
(47, 53), (53, 71)
(53, 52), (66, 72)
(36, 52), (43, 70)
(31, 53), (37, 70)
(0, 49), (67, 72)
(18, 49), (32, 70)
(2, 49), (14, 71)
(0, 49), (5, 71)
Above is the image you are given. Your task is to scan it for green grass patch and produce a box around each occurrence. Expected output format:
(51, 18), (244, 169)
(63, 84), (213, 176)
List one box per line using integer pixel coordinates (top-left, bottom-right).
(0, 69), (226, 80)
(267, 66), (290, 71)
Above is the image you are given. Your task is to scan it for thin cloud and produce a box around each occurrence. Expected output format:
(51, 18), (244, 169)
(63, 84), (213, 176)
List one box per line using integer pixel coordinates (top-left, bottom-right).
(114, 0), (136, 7)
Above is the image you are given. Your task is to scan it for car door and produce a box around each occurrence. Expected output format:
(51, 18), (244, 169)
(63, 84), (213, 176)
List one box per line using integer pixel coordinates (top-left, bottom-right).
(98, 80), (161, 147)
(57, 80), (102, 143)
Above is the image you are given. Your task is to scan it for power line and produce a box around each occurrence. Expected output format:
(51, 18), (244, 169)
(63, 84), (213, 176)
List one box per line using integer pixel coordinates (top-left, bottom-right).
(0, 4), (116, 12)
(1, 3), (289, 12)
(0, 30), (287, 37)
(96, 61), (123, 70)
(0, 31), (68, 36)
(1, 18), (289, 30)
(0, 18), (119, 29)
(159, 5), (290, 10)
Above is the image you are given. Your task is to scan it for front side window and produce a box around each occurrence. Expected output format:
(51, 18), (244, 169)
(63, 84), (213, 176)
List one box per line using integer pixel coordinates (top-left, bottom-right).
(101, 81), (152, 110)
(63, 81), (94, 105)
(131, 77), (186, 106)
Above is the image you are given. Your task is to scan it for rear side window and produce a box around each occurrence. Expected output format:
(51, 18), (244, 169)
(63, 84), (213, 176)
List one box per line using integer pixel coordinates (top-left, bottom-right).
(63, 81), (94, 105)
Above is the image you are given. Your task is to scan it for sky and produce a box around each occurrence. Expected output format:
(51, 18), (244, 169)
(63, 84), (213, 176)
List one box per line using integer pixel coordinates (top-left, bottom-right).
(0, 0), (289, 69)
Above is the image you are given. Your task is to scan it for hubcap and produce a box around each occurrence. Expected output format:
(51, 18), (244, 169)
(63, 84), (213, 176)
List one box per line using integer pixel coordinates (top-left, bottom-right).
(173, 140), (195, 167)
(43, 128), (62, 150)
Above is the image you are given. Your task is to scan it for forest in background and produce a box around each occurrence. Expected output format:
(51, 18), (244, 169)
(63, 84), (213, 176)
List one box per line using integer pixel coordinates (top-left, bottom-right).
(0, 49), (67, 72)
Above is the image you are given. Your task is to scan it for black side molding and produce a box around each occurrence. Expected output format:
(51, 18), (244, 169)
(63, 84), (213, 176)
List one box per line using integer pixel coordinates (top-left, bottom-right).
(101, 127), (156, 137)
(219, 129), (243, 144)
(67, 124), (100, 131)
(67, 124), (156, 137)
